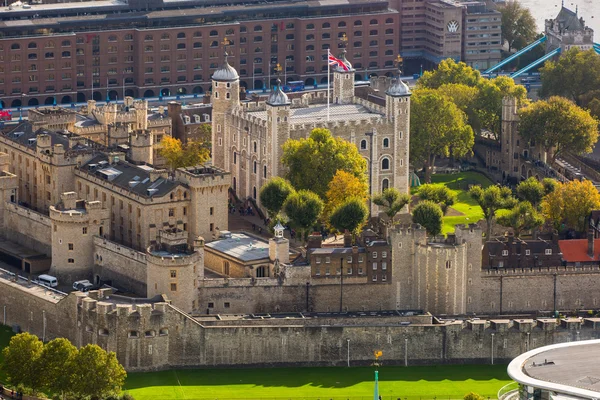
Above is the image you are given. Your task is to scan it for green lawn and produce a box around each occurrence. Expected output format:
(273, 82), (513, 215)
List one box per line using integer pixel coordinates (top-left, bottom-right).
(125, 364), (511, 400)
(413, 172), (493, 234)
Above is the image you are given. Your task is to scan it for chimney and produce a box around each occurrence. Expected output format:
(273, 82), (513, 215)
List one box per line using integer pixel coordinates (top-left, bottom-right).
(588, 229), (595, 258)
(343, 231), (352, 247)
(307, 233), (322, 249)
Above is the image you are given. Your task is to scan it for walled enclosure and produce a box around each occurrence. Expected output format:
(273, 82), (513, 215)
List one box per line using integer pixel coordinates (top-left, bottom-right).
(2, 275), (600, 372)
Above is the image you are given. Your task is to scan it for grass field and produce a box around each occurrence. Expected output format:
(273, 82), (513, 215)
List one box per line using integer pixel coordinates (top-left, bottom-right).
(125, 364), (511, 400)
(413, 172), (493, 234)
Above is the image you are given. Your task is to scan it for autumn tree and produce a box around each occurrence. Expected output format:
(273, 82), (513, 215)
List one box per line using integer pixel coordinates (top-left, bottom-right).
(497, 201), (544, 237)
(518, 97), (599, 163)
(418, 59), (481, 89)
(539, 48), (600, 106)
(516, 177), (546, 208)
(410, 88), (475, 182)
(372, 187), (411, 221)
(2, 333), (44, 394)
(282, 128), (367, 199)
(324, 170), (369, 225)
(159, 136), (210, 171)
(499, 0), (537, 52)
(282, 190), (324, 241)
(259, 177), (295, 218)
(412, 200), (444, 237)
(417, 184), (456, 214)
(71, 344), (127, 399)
(38, 338), (77, 399)
(541, 179), (600, 232)
(469, 185), (517, 238)
(329, 197), (369, 239)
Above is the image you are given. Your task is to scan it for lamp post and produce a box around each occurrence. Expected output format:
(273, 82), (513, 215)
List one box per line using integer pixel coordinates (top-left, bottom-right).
(253, 59), (257, 91)
(284, 58), (287, 86)
(19, 93), (26, 121)
(339, 257), (344, 312)
(346, 338), (350, 367)
(491, 333), (495, 365)
(42, 310), (46, 343)
(404, 338), (408, 366)
(365, 131), (374, 214)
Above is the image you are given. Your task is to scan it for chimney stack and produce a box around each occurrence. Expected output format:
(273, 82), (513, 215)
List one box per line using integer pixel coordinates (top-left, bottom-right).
(343, 231), (352, 247)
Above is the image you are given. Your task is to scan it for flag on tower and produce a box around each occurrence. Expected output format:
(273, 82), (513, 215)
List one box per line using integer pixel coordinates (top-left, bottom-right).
(327, 50), (349, 71)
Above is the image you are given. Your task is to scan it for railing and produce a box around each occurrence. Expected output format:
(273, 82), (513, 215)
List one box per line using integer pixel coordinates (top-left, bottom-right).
(498, 382), (519, 400)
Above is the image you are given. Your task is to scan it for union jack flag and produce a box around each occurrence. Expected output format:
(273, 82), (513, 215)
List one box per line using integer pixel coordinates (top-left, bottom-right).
(327, 50), (349, 71)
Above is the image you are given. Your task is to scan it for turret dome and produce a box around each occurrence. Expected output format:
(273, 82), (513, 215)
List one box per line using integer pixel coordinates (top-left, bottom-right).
(211, 52), (239, 81)
(387, 78), (411, 97)
(267, 79), (290, 106)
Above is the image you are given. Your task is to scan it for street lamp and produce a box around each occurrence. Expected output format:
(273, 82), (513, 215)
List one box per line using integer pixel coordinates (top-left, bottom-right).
(19, 93), (26, 121)
(347, 339), (350, 367)
(491, 333), (495, 365)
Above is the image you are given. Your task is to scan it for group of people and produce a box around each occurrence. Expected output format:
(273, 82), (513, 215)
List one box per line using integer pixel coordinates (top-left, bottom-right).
(0, 385), (24, 400)
(228, 201), (256, 217)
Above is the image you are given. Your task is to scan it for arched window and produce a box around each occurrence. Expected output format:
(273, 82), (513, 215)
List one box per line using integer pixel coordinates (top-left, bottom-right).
(382, 179), (389, 191)
(61, 51), (71, 57)
(263, 165), (267, 178)
(254, 25), (263, 32)
(306, 34), (315, 41)
(28, 42), (37, 49)
(306, 23), (315, 30)
(210, 30), (218, 37)
(338, 21), (347, 27)
(194, 42), (202, 48)
(354, 41), (362, 48)
(253, 161), (257, 173)
(253, 186), (257, 199)
(322, 33), (330, 39)
(11, 43), (20, 50)
(383, 138), (389, 148)
(370, 30), (378, 36)
(385, 28), (394, 35)
(210, 41), (218, 48)
(370, 19), (378, 25)
(177, 32), (186, 39)
(354, 31), (363, 37)
(360, 139), (367, 150)
(144, 35), (153, 41)
(161, 33), (170, 40)
(354, 20), (363, 26)
(61, 40), (71, 47)
(306, 45), (315, 51)
(381, 158), (390, 170)
(322, 22), (331, 28)
(177, 43), (186, 50)
(385, 18), (393, 24)
(194, 31), (202, 38)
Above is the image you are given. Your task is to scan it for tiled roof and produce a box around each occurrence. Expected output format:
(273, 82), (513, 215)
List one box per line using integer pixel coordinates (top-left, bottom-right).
(205, 233), (270, 262)
(558, 239), (600, 263)
(248, 103), (382, 123)
(4, 122), (94, 152)
(555, 7), (584, 31)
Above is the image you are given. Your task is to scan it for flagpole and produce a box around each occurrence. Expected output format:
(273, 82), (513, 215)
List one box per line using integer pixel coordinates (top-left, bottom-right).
(327, 49), (330, 121)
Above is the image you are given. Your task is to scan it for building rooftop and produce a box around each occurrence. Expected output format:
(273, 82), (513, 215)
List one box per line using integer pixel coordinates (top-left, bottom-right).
(309, 247), (366, 255)
(4, 122), (97, 152)
(248, 103), (381, 124)
(508, 340), (600, 398)
(205, 233), (270, 262)
(79, 155), (181, 199)
(558, 239), (600, 263)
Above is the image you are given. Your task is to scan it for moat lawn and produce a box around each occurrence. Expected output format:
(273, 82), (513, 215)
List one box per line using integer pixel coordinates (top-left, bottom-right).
(413, 171), (493, 234)
(125, 364), (511, 400)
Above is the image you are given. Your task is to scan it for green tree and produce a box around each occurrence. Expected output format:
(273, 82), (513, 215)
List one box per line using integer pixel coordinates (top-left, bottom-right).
(542, 178), (558, 195)
(38, 338), (78, 399)
(542, 180), (600, 232)
(516, 177), (546, 208)
(2, 332), (44, 394)
(518, 96), (599, 163)
(324, 170), (369, 228)
(282, 128), (367, 199)
(539, 48), (600, 106)
(417, 184), (456, 214)
(259, 177), (295, 218)
(71, 344), (127, 399)
(283, 190), (324, 241)
(475, 76), (528, 139)
(499, 0), (537, 52)
(497, 201), (544, 237)
(372, 188), (411, 221)
(412, 200), (444, 237)
(410, 88), (475, 183)
(469, 185), (517, 239)
(418, 59), (481, 89)
(437, 83), (481, 133)
(329, 197), (369, 239)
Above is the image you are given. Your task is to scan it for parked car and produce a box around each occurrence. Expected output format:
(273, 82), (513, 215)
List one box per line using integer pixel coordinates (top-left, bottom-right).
(72, 279), (93, 292)
(37, 274), (58, 288)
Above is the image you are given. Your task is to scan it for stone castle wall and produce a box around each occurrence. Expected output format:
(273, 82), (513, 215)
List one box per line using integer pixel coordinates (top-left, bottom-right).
(93, 236), (148, 295)
(3, 203), (52, 256)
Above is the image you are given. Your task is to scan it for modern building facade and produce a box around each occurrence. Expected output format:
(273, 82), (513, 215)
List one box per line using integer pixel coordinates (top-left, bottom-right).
(0, 0), (503, 108)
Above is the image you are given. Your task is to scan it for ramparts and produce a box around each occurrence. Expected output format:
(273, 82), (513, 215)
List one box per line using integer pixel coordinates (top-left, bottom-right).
(3, 203), (51, 256)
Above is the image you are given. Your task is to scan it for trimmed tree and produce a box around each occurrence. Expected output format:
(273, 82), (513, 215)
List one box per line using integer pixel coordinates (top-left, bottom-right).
(1, 332), (44, 394)
(372, 188), (411, 221)
(418, 59), (481, 89)
(259, 177), (295, 218)
(516, 177), (546, 208)
(518, 96), (599, 163)
(469, 185), (517, 239)
(282, 128), (367, 199)
(71, 344), (127, 399)
(412, 200), (444, 237)
(497, 201), (544, 237)
(324, 170), (369, 224)
(329, 197), (369, 240)
(417, 184), (456, 214)
(38, 337), (78, 399)
(283, 190), (324, 241)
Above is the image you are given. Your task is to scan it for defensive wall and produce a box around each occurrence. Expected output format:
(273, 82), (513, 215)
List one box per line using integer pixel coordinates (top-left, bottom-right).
(3, 203), (51, 256)
(1, 274), (600, 371)
(93, 236), (148, 295)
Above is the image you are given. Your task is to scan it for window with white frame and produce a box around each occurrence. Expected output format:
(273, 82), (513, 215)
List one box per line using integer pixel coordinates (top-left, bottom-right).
(502, 250), (508, 256)
(545, 249), (552, 255)
(372, 262), (377, 270)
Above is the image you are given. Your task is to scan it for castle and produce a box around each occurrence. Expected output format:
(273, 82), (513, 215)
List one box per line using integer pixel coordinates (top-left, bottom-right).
(210, 50), (411, 213)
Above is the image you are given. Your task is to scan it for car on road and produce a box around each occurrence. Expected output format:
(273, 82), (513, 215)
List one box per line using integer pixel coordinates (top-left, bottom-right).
(72, 279), (94, 292)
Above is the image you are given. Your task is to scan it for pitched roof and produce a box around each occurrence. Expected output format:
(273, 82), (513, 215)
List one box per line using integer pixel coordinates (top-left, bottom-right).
(558, 239), (600, 262)
(555, 6), (584, 31)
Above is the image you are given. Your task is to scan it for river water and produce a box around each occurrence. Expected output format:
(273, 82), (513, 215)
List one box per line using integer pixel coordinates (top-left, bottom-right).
(517, 0), (600, 38)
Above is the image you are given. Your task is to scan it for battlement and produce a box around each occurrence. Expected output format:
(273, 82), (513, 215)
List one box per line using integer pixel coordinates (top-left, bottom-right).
(353, 96), (385, 114)
(5, 202), (51, 227)
(289, 115), (385, 132)
(483, 265), (600, 276)
(94, 236), (147, 263)
(174, 165), (231, 189)
(50, 196), (109, 224)
(77, 290), (170, 318)
(0, 170), (18, 191)
(146, 247), (201, 267)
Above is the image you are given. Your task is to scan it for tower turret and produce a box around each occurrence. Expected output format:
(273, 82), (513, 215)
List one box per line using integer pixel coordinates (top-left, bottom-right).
(211, 48), (240, 172)
(332, 48), (355, 104)
(266, 79), (291, 181)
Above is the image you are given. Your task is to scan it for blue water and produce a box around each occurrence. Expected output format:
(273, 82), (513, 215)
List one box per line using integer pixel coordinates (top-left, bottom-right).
(518, 0), (600, 38)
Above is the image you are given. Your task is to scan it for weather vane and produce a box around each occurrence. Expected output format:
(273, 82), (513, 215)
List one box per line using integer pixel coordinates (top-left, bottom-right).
(274, 62), (283, 76)
(221, 37), (230, 53)
(394, 54), (404, 76)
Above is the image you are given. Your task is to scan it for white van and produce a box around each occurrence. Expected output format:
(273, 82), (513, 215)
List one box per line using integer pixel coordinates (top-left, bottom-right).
(38, 274), (58, 288)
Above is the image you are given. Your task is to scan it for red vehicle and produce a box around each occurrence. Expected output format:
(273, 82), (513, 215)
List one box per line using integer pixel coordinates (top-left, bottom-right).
(0, 111), (12, 122)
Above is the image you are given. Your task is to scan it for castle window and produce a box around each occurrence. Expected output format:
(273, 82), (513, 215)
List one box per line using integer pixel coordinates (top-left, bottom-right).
(68, 259), (74, 264)
(382, 179), (389, 191)
(226, 93), (230, 99)
(214, 92), (219, 99)
(68, 243), (74, 251)
(525, 249), (531, 255)
(233, 152), (237, 164)
(208, 302), (214, 308)
(381, 158), (390, 170)
(128, 331), (139, 338)
(98, 328), (109, 336)
(263, 165), (267, 179)
(168, 208), (175, 217)
(253, 161), (257, 174)
(446, 261), (452, 269)
(159, 328), (169, 336)
(224, 302), (231, 308)
(210, 223), (214, 231)
(253, 142), (257, 152)
(145, 330), (156, 338)
(82, 227), (87, 235)
(383, 138), (389, 148)
(253, 186), (257, 199)
(170, 283), (177, 292)
(360, 139), (367, 150)
(170, 270), (177, 278)
(210, 207), (214, 216)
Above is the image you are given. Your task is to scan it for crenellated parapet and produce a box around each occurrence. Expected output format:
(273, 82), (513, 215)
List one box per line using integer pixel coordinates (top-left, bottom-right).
(174, 165), (231, 189)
